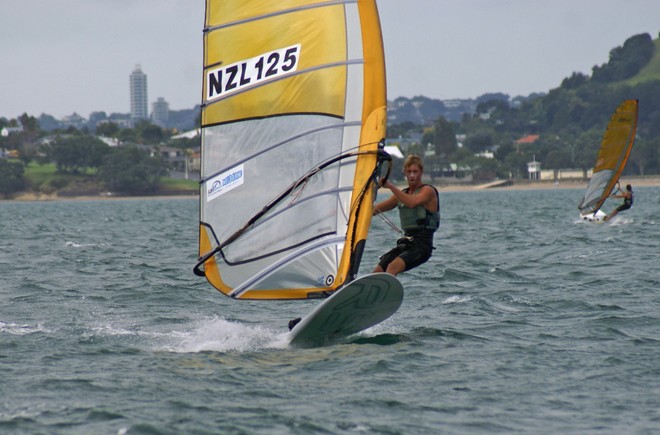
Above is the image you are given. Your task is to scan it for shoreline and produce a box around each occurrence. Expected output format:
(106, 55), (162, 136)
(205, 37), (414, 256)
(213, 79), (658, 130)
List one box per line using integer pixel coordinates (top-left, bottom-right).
(409, 175), (660, 193)
(3, 192), (198, 202)
(4, 176), (660, 202)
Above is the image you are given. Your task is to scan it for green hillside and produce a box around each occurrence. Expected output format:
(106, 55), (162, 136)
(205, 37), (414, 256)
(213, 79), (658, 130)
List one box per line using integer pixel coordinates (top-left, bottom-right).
(621, 37), (660, 86)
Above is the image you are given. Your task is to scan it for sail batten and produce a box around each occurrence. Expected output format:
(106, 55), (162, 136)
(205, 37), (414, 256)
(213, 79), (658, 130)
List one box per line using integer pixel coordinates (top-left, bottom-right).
(578, 99), (638, 216)
(205, 0), (358, 33)
(200, 121), (362, 183)
(197, 0), (387, 300)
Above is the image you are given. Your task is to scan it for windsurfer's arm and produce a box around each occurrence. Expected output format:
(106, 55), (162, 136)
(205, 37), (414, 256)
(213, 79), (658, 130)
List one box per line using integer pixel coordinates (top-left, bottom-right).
(381, 179), (435, 209)
(373, 194), (398, 215)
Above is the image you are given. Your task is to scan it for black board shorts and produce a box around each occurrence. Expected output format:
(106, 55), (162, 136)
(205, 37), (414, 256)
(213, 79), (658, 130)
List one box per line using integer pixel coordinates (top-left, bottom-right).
(378, 236), (433, 272)
(616, 203), (631, 212)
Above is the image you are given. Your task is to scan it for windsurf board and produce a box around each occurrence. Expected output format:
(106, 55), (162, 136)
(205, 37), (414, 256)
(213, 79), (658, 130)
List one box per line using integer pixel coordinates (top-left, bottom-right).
(288, 273), (403, 346)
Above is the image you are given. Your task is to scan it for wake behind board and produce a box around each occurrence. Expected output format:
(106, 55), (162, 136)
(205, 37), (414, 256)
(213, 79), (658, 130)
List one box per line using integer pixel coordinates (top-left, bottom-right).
(288, 273), (403, 346)
(580, 210), (607, 223)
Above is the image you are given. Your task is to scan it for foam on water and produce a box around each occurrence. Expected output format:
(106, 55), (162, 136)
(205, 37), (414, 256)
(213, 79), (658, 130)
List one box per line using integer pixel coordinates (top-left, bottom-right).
(65, 240), (100, 248)
(0, 321), (49, 335)
(157, 316), (289, 353)
(442, 295), (473, 304)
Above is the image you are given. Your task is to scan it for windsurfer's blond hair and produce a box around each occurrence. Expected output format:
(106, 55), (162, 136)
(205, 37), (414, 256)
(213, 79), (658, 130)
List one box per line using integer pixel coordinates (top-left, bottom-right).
(403, 155), (424, 172)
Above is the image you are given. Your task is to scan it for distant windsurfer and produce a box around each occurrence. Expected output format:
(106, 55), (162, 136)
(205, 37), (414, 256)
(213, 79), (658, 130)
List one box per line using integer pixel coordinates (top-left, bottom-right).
(604, 184), (633, 221)
(372, 155), (439, 276)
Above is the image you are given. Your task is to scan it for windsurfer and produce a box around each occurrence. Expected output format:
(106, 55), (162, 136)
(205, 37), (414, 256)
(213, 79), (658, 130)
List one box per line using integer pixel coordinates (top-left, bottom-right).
(372, 155), (439, 276)
(604, 184), (634, 221)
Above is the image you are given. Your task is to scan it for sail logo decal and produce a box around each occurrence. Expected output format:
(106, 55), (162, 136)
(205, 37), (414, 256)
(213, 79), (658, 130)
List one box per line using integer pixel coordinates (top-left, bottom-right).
(207, 164), (244, 202)
(206, 44), (301, 101)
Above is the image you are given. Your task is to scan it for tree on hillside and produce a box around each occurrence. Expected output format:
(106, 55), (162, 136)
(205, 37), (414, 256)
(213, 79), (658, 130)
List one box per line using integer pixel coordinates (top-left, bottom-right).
(169, 135), (200, 150)
(118, 128), (137, 143)
(37, 114), (60, 131)
(504, 151), (529, 180)
(135, 121), (166, 144)
(99, 145), (169, 194)
(96, 121), (120, 137)
(471, 156), (502, 181)
(475, 99), (509, 116)
(632, 81), (660, 139)
(591, 33), (654, 82)
(6, 114), (42, 165)
(476, 93), (509, 104)
(544, 148), (572, 170)
(45, 135), (111, 173)
(573, 130), (603, 171)
(561, 72), (589, 90)
(0, 159), (26, 195)
(19, 113), (39, 132)
(464, 131), (494, 153)
(629, 136), (659, 176)
(423, 116), (458, 158)
(387, 121), (422, 139)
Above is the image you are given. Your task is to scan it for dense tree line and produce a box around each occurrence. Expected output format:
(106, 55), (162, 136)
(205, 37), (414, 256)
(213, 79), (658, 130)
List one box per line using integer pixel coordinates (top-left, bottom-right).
(0, 159), (26, 195)
(592, 33), (655, 83)
(392, 33), (660, 180)
(0, 117), (172, 197)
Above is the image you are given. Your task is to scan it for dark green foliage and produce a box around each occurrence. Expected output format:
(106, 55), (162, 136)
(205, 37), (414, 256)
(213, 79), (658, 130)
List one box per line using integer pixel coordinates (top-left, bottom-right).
(592, 33), (654, 82)
(169, 135), (201, 150)
(476, 93), (509, 104)
(561, 72), (589, 90)
(630, 136), (660, 176)
(387, 121), (422, 139)
(37, 114), (60, 131)
(45, 135), (111, 173)
(99, 145), (170, 194)
(464, 131), (494, 153)
(134, 120), (166, 144)
(423, 116), (458, 158)
(0, 160), (26, 195)
(95, 121), (120, 137)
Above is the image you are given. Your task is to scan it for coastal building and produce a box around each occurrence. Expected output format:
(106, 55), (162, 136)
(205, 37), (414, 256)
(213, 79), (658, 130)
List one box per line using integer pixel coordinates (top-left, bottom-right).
(515, 134), (540, 147)
(527, 156), (541, 180)
(151, 97), (169, 128)
(1, 126), (23, 136)
(60, 113), (86, 130)
(130, 65), (149, 124)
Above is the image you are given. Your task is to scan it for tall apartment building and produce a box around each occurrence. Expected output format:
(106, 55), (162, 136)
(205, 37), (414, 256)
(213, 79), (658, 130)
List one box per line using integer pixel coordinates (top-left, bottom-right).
(129, 65), (148, 123)
(151, 97), (169, 128)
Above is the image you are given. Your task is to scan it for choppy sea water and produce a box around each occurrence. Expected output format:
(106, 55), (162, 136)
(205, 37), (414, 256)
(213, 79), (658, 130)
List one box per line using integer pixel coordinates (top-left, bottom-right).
(1, 187), (659, 434)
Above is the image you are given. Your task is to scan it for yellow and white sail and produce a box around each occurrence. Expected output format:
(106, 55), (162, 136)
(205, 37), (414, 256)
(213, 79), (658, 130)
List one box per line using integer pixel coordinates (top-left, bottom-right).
(195, 0), (388, 300)
(578, 99), (638, 216)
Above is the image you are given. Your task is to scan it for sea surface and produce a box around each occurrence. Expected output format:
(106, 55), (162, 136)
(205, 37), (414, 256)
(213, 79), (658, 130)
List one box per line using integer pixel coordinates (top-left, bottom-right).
(1, 187), (659, 434)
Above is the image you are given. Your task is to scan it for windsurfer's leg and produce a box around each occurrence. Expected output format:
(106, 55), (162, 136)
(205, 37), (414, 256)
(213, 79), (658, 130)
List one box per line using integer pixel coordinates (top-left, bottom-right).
(605, 210), (617, 221)
(384, 257), (406, 276)
(375, 247), (400, 274)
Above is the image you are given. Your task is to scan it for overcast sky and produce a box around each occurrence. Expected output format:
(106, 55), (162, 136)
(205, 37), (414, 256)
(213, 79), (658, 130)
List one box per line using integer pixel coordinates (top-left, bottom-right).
(1, 0), (659, 120)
